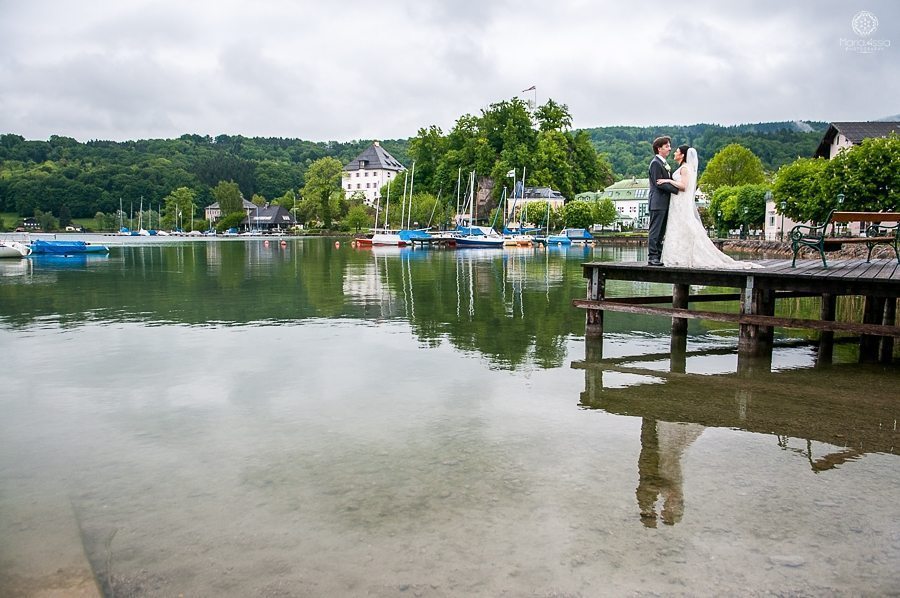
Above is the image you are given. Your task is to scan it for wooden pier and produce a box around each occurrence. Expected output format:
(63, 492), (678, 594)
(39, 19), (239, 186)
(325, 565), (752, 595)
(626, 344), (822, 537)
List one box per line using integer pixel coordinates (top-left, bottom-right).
(573, 258), (900, 365)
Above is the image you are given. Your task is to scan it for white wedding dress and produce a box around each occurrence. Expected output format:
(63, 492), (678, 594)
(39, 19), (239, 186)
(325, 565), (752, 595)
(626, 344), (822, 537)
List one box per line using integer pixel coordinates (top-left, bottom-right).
(660, 149), (760, 269)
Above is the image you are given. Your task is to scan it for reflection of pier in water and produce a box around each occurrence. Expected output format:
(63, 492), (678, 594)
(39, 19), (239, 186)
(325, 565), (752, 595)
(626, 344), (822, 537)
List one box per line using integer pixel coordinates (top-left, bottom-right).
(574, 338), (899, 526)
(575, 339), (897, 456)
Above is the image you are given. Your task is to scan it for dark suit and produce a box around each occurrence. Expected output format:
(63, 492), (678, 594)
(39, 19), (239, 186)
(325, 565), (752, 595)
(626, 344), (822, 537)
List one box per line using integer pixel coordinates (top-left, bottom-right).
(647, 155), (679, 263)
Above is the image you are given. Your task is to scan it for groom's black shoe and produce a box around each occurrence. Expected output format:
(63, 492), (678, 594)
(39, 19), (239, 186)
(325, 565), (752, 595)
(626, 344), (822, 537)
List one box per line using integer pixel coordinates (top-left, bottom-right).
(648, 260), (664, 267)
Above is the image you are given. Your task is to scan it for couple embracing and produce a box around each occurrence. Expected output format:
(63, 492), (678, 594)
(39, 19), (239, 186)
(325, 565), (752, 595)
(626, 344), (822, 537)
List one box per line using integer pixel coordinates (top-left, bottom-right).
(646, 136), (758, 269)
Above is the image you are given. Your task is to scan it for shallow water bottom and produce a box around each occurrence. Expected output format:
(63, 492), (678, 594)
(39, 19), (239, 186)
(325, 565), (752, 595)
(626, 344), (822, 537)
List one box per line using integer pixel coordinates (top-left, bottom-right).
(2, 321), (898, 596)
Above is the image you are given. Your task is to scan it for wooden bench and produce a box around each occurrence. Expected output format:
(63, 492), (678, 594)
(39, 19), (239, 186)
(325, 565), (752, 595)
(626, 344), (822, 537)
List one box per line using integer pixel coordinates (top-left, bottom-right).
(790, 210), (900, 268)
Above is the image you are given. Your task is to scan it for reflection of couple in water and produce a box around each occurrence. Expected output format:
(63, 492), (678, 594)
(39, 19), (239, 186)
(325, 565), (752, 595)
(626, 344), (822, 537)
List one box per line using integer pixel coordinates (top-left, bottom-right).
(636, 419), (704, 527)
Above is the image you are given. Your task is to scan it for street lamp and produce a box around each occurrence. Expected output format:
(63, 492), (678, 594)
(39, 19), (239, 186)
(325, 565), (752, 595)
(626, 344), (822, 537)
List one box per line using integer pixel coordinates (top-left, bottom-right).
(717, 210), (723, 238)
(834, 193), (845, 236)
(741, 207), (749, 239)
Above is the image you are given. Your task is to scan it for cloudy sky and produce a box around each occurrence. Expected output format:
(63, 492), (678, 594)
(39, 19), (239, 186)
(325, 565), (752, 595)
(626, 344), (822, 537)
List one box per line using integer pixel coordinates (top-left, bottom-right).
(1, 0), (897, 142)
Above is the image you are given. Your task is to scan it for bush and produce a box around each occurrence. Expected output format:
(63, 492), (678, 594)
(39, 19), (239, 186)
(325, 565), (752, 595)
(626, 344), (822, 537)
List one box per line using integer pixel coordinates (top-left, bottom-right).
(215, 211), (247, 233)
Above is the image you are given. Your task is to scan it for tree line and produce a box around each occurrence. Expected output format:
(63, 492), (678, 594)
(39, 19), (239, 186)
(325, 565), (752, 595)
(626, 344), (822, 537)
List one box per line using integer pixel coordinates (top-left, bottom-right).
(3, 113), (893, 234)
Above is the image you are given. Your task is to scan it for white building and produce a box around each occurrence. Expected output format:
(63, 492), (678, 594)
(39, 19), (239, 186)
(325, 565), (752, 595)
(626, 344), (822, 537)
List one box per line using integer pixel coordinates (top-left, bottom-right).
(342, 142), (406, 206)
(204, 197), (258, 223)
(505, 186), (566, 222)
(813, 121), (900, 159)
(603, 177), (650, 229)
(764, 199), (800, 241)
(763, 120), (900, 239)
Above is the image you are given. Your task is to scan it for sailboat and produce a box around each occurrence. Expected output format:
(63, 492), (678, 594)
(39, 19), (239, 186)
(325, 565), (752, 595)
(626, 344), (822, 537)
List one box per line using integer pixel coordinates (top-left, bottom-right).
(371, 175), (407, 246)
(396, 161), (432, 245)
(502, 168), (537, 246)
(138, 197), (150, 236)
(117, 198), (132, 235)
(454, 171), (504, 248)
(0, 240), (31, 258)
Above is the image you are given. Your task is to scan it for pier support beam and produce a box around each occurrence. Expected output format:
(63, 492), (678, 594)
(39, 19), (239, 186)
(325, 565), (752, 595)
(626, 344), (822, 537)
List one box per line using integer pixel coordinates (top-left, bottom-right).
(670, 283), (689, 373)
(881, 298), (897, 364)
(585, 269), (605, 337)
(738, 276), (774, 375)
(817, 293), (836, 366)
(860, 295), (885, 363)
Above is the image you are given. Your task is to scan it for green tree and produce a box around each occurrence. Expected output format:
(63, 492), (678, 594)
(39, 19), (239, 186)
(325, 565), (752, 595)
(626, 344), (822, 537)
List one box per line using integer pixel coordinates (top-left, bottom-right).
(215, 211), (246, 233)
(58, 205), (72, 227)
(212, 180), (243, 215)
(534, 99), (572, 132)
(708, 184), (769, 232)
(561, 200), (594, 229)
(301, 157), (344, 229)
(343, 205), (370, 232)
(162, 187), (198, 230)
(772, 157), (828, 222)
(35, 208), (59, 231)
(532, 130), (574, 200)
(251, 193), (267, 207)
(822, 134), (900, 213)
(93, 211), (117, 232)
(408, 126), (448, 194)
(699, 143), (767, 193)
(708, 186), (741, 232)
(593, 197), (618, 228)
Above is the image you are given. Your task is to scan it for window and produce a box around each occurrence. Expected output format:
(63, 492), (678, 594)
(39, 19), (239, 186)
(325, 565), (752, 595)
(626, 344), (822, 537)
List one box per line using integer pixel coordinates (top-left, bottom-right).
(356, 183), (360, 189)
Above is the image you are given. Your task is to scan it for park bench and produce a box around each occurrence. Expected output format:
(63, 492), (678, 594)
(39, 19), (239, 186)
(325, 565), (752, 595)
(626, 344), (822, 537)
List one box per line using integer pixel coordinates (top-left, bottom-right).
(790, 210), (900, 268)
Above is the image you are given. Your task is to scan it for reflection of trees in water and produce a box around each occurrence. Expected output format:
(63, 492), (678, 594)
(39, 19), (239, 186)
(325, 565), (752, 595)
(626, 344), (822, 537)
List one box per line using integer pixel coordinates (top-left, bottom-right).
(636, 419), (704, 527)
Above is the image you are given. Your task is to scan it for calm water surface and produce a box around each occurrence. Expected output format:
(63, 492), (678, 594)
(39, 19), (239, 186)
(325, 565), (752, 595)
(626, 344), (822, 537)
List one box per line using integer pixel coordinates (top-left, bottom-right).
(0, 236), (897, 596)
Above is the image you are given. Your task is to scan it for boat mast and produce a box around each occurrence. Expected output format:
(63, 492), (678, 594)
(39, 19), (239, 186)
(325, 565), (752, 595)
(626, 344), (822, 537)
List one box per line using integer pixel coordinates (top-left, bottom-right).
(384, 178), (391, 230)
(407, 161), (415, 229)
(399, 170), (409, 230)
(455, 167), (462, 223)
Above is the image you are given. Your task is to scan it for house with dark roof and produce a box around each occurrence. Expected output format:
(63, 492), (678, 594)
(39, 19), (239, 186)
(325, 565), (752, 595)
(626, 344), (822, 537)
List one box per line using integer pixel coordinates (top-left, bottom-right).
(504, 186), (567, 225)
(814, 121), (900, 159)
(243, 204), (296, 232)
(204, 197), (258, 223)
(342, 141), (406, 206)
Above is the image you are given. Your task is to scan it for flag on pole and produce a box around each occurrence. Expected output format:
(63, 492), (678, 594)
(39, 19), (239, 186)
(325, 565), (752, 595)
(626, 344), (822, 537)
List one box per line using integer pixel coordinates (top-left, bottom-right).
(506, 169), (515, 178)
(521, 85), (536, 92)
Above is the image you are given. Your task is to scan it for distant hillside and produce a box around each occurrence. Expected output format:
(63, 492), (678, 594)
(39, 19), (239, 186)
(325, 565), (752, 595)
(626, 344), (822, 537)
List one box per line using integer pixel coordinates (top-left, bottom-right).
(580, 121), (829, 178)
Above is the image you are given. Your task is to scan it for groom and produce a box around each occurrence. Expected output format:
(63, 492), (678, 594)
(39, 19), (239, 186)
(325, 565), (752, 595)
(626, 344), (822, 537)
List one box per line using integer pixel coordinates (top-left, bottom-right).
(647, 136), (679, 266)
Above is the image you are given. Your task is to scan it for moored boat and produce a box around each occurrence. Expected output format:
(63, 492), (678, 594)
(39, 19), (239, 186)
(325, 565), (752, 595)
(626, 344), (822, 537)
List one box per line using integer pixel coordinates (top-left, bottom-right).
(0, 240), (31, 258)
(29, 239), (110, 255)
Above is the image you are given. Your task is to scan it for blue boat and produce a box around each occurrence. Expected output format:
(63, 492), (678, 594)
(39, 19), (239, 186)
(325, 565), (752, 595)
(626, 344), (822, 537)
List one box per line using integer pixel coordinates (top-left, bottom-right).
(546, 228), (594, 246)
(453, 225), (505, 248)
(29, 239), (110, 255)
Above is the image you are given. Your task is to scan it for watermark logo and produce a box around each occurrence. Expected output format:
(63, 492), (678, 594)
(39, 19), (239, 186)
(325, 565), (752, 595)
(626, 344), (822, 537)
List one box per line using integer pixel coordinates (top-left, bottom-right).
(851, 11), (878, 36)
(841, 11), (890, 53)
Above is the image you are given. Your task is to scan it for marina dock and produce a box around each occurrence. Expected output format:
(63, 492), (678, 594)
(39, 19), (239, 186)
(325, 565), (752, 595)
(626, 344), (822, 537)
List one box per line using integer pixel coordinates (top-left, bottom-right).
(574, 259), (900, 366)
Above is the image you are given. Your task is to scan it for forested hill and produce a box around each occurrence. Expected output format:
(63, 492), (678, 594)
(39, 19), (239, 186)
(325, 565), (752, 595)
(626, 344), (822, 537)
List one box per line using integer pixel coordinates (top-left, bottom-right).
(581, 121), (829, 177)
(0, 134), (411, 218)
(0, 121), (827, 219)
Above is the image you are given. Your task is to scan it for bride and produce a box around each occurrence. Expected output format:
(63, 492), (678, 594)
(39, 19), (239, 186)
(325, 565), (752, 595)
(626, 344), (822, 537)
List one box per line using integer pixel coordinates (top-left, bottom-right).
(658, 145), (760, 269)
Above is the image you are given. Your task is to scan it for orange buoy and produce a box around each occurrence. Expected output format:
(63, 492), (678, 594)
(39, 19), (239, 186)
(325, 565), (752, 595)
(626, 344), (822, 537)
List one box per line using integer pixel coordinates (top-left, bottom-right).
(334, 241), (340, 248)
(263, 240), (269, 247)
(280, 240), (287, 246)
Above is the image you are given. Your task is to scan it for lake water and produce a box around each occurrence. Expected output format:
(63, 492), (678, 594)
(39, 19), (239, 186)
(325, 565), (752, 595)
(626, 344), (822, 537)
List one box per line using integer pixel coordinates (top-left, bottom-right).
(1, 236), (898, 596)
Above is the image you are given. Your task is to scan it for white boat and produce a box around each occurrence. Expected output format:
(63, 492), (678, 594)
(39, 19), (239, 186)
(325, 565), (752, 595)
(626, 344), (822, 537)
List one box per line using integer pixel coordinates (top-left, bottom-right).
(0, 241), (31, 258)
(371, 231), (408, 246)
